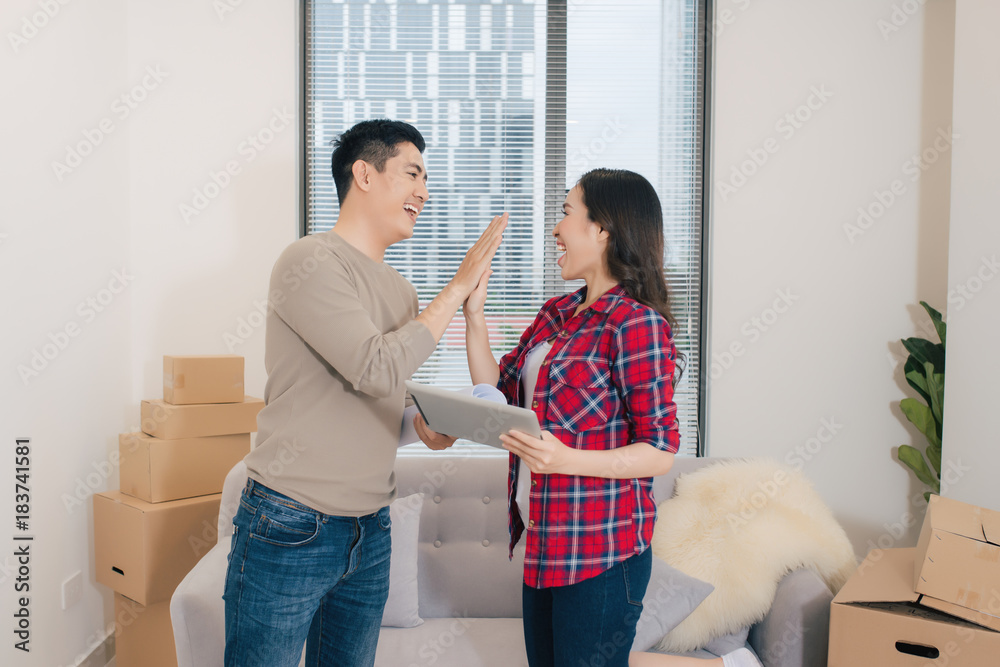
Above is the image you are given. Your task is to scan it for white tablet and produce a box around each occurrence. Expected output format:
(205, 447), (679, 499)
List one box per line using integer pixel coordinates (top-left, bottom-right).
(405, 380), (542, 449)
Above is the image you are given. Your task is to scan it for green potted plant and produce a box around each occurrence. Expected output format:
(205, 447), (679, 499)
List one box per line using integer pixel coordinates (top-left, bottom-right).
(896, 301), (946, 502)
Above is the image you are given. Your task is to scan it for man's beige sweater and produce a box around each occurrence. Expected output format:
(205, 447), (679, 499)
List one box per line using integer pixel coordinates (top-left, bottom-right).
(245, 230), (436, 516)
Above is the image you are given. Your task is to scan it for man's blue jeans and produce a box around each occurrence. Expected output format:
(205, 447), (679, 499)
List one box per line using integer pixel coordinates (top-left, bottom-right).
(522, 548), (652, 667)
(223, 478), (391, 667)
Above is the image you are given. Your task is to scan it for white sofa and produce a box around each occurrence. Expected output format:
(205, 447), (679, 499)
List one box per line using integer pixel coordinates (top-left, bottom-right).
(171, 451), (833, 666)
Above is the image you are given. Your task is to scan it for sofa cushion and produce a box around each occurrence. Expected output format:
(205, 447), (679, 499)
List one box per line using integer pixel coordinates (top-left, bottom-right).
(633, 555), (715, 652)
(394, 453), (526, 619)
(382, 493), (425, 628)
(702, 625), (750, 656)
(377, 618), (527, 667)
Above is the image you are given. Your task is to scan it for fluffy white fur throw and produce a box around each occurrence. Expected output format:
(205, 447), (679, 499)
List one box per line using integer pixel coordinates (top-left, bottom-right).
(650, 459), (857, 654)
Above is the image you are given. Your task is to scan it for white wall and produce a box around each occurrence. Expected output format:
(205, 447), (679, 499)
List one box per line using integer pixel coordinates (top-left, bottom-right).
(126, 1), (298, 404)
(940, 0), (1000, 509)
(2, 2), (132, 665)
(0, 2), (297, 665)
(707, 0), (956, 558)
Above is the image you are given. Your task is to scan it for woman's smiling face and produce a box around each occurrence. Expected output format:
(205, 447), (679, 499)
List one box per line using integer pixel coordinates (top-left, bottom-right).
(553, 185), (609, 283)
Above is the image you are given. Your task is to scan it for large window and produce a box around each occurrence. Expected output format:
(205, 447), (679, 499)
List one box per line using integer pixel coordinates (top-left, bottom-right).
(304, 0), (708, 456)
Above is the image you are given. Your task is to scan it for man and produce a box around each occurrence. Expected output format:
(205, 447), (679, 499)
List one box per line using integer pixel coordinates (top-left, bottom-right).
(224, 119), (506, 666)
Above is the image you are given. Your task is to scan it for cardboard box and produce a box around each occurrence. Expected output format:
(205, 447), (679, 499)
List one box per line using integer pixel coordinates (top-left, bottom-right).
(119, 432), (250, 503)
(914, 494), (1000, 623)
(94, 491), (221, 606)
(920, 593), (1000, 633)
(829, 548), (1000, 666)
(140, 396), (263, 439)
(114, 593), (176, 667)
(163, 354), (244, 405)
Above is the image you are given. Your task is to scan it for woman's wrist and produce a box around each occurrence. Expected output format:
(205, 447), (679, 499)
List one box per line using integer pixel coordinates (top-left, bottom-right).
(464, 311), (487, 327)
(563, 445), (588, 476)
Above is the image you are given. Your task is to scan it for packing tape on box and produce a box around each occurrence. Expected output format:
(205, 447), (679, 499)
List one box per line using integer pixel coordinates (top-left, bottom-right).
(163, 373), (184, 389)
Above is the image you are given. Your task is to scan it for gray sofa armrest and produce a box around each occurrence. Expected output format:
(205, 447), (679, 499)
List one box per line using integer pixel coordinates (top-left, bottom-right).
(170, 542), (229, 667)
(748, 568), (832, 667)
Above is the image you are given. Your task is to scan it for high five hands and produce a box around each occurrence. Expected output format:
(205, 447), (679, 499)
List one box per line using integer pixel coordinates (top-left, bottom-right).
(452, 212), (508, 299)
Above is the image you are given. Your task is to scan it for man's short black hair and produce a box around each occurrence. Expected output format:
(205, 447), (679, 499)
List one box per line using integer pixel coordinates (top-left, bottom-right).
(330, 119), (426, 205)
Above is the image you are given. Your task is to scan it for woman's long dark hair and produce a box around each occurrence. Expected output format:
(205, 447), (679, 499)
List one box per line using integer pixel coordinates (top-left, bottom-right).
(577, 168), (685, 378)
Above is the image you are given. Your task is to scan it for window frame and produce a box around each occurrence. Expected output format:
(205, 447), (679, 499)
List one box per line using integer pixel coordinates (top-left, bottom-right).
(298, 0), (712, 456)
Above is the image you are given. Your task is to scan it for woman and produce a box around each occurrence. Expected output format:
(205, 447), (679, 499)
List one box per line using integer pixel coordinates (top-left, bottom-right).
(416, 168), (760, 667)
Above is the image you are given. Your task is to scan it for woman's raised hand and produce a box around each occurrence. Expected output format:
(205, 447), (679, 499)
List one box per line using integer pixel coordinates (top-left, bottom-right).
(450, 212), (507, 299)
(463, 268), (493, 319)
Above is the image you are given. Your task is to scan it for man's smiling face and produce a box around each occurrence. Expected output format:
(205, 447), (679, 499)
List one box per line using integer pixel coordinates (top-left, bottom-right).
(365, 141), (429, 245)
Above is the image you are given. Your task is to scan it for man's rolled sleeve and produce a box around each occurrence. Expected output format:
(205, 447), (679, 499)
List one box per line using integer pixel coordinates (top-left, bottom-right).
(612, 308), (680, 454)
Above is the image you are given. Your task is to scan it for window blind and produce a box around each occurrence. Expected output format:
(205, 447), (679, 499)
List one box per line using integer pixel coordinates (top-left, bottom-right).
(304, 0), (706, 456)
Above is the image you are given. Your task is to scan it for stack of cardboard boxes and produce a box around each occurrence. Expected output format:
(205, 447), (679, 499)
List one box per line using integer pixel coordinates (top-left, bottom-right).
(93, 355), (264, 667)
(830, 494), (1000, 665)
